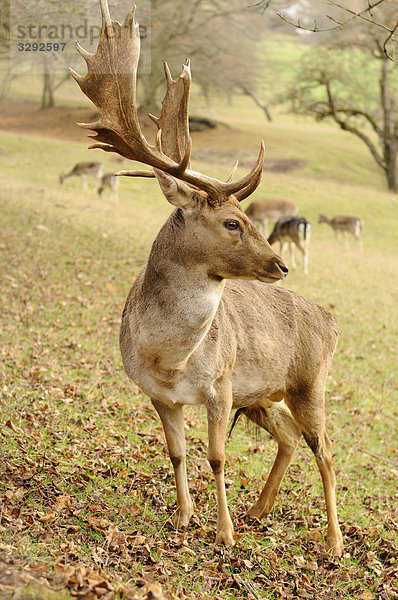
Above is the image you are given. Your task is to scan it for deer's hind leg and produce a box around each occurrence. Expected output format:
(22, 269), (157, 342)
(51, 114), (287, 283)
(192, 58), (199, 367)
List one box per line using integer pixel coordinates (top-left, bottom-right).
(151, 399), (194, 528)
(244, 400), (301, 519)
(286, 386), (343, 557)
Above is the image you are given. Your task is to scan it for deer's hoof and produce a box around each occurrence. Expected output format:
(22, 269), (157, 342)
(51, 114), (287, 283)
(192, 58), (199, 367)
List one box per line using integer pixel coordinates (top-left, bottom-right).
(215, 527), (234, 546)
(326, 534), (344, 557)
(246, 503), (270, 520)
(172, 503), (194, 529)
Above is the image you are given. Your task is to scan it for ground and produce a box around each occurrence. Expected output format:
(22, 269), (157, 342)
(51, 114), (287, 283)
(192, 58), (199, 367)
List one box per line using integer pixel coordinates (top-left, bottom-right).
(0, 94), (397, 600)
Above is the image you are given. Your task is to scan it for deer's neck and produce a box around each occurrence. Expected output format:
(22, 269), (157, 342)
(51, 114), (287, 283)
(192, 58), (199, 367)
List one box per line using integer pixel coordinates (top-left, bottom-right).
(134, 213), (225, 371)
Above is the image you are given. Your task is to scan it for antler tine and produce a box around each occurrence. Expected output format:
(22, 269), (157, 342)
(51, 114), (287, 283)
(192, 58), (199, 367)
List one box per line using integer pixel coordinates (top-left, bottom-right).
(163, 61), (173, 84)
(233, 167), (263, 202)
(224, 141), (265, 197)
(117, 169), (155, 178)
(75, 41), (94, 63)
(155, 60), (192, 167)
(225, 160), (239, 183)
(100, 0), (113, 34)
(179, 137), (192, 174)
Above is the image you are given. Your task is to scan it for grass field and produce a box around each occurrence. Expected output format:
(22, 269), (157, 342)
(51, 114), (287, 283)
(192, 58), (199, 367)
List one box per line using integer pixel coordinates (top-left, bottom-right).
(0, 91), (397, 600)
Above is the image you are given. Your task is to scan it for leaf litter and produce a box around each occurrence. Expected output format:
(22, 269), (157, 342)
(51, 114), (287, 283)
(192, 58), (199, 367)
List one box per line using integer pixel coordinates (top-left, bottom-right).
(1, 191), (397, 600)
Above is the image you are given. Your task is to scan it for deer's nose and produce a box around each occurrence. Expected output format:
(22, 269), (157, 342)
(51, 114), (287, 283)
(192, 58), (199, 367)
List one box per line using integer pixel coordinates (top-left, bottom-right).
(278, 263), (289, 276)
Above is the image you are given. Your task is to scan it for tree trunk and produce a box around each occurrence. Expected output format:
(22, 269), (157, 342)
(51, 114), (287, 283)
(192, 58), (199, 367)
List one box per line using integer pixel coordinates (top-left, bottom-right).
(41, 67), (55, 109)
(380, 59), (398, 193)
(47, 77), (55, 108)
(0, 71), (13, 100)
(385, 157), (397, 192)
(202, 86), (212, 108)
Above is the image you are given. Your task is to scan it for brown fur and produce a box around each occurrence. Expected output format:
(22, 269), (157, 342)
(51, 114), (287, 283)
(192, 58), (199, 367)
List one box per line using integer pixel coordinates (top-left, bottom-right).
(97, 172), (119, 201)
(319, 214), (363, 249)
(268, 216), (312, 274)
(246, 198), (299, 235)
(59, 161), (103, 190)
(73, 0), (343, 557)
(120, 181), (343, 556)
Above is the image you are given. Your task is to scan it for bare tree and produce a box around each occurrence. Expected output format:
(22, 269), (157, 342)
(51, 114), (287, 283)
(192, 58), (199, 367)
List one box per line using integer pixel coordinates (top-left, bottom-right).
(40, 57), (71, 109)
(137, 0), (263, 113)
(290, 7), (398, 192)
(2, 0), (106, 108)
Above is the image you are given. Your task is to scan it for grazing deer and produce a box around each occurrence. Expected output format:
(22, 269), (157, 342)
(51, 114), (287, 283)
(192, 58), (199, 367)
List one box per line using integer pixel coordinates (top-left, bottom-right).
(245, 198), (298, 236)
(59, 161), (104, 190)
(97, 172), (119, 202)
(268, 216), (312, 275)
(319, 214), (363, 249)
(71, 0), (343, 556)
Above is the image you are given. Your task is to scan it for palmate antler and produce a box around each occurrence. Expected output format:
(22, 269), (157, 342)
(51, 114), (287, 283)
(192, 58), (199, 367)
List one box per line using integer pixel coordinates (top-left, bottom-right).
(70, 0), (265, 201)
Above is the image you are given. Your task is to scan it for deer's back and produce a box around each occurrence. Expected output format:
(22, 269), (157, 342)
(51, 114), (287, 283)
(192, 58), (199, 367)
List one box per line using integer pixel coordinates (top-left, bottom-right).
(73, 161), (101, 171)
(332, 216), (362, 228)
(246, 199), (298, 221)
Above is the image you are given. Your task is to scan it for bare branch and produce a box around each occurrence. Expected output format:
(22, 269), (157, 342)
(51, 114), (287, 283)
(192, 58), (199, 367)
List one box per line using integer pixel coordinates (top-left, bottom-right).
(278, 0), (397, 60)
(383, 21), (398, 59)
(248, 0), (271, 14)
(324, 80), (386, 169)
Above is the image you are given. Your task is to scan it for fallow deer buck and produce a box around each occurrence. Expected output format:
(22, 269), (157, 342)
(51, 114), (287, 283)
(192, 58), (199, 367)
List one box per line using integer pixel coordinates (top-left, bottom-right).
(70, 0), (343, 556)
(245, 198), (298, 236)
(59, 161), (104, 190)
(268, 216), (312, 275)
(97, 172), (120, 202)
(319, 214), (363, 249)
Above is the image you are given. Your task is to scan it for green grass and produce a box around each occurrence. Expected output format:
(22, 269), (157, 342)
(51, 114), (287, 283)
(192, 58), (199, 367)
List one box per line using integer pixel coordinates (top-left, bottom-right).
(0, 100), (397, 600)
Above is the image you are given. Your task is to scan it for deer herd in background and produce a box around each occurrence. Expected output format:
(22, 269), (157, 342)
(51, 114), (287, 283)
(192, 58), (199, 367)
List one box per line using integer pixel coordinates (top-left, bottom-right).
(245, 197), (363, 274)
(59, 161), (119, 202)
(59, 162), (363, 275)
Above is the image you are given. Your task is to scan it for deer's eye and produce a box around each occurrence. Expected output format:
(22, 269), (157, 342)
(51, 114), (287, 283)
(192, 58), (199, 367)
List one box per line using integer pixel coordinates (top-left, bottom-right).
(224, 220), (240, 231)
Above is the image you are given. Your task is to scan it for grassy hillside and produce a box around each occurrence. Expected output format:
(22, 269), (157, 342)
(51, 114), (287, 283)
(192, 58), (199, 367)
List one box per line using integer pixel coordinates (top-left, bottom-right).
(0, 99), (397, 600)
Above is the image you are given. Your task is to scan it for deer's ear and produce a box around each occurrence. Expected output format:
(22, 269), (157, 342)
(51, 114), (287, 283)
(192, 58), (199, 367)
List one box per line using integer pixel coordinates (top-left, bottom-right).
(154, 169), (196, 210)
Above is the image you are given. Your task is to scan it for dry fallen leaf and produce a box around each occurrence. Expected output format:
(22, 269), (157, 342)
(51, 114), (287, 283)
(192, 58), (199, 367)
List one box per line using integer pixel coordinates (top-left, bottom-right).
(147, 583), (168, 600)
(5, 419), (18, 432)
(54, 495), (73, 512)
(309, 530), (322, 541)
(306, 560), (318, 571)
(294, 555), (307, 568)
(39, 511), (56, 524)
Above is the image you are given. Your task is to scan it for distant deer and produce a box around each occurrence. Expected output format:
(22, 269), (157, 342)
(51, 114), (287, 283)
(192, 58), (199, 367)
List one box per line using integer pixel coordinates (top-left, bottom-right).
(59, 161), (104, 190)
(319, 214), (363, 249)
(71, 0), (343, 557)
(97, 172), (119, 202)
(268, 216), (312, 275)
(245, 198), (298, 236)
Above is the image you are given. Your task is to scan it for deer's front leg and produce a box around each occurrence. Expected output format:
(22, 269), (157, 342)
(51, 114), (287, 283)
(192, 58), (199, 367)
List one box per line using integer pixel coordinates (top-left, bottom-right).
(207, 384), (234, 545)
(151, 399), (193, 528)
